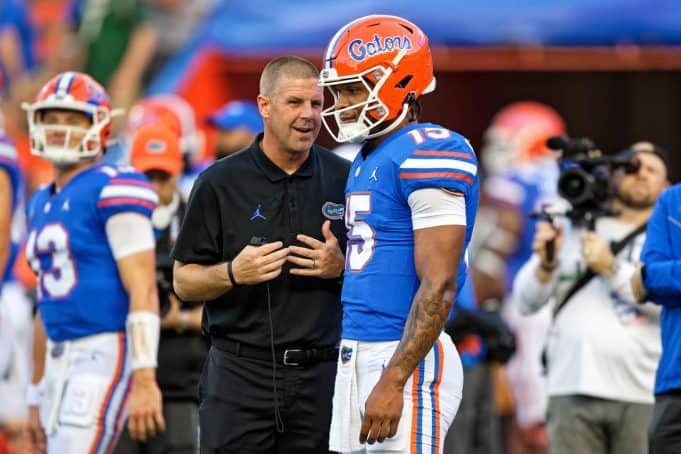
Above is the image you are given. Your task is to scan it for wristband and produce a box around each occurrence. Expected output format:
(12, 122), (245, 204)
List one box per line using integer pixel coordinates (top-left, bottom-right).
(227, 260), (241, 287)
(26, 383), (43, 407)
(126, 311), (160, 370)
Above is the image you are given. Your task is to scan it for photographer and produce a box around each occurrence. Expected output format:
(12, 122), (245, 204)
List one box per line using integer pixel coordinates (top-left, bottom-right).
(115, 124), (206, 454)
(512, 141), (670, 454)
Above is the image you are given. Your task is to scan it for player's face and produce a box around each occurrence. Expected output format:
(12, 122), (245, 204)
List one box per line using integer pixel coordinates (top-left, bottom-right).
(331, 81), (369, 123)
(616, 152), (668, 209)
(215, 128), (255, 158)
(262, 76), (323, 155)
(40, 109), (92, 149)
(146, 170), (178, 205)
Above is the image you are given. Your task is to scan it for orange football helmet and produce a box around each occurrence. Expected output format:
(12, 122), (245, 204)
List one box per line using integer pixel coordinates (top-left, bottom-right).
(22, 71), (120, 164)
(319, 15), (435, 143)
(481, 101), (566, 175)
(125, 94), (203, 162)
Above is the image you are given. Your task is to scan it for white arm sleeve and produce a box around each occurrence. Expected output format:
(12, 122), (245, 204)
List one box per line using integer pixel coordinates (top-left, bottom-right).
(105, 212), (155, 259)
(513, 255), (559, 315)
(407, 188), (466, 230)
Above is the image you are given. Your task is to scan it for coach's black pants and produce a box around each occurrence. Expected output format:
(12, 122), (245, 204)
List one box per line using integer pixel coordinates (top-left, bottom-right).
(649, 392), (681, 454)
(199, 345), (336, 454)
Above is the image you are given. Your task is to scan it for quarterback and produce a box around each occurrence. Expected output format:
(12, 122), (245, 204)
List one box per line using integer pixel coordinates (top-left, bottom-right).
(23, 72), (165, 453)
(320, 15), (479, 453)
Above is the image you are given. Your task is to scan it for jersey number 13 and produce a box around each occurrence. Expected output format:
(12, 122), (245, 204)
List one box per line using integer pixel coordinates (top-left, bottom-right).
(25, 223), (77, 299)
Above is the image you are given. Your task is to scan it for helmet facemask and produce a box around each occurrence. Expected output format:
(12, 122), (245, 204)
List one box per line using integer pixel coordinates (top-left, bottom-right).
(23, 101), (120, 166)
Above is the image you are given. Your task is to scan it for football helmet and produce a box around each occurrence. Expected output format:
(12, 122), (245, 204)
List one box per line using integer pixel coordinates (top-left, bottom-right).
(23, 71), (121, 165)
(125, 94), (203, 162)
(319, 15), (435, 143)
(481, 101), (566, 175)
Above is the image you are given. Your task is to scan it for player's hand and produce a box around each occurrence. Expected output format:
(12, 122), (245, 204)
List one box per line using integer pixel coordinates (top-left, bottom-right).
(360, 371), (403, 445)
(520, 422), (548, 451)
(288, 221), (344, 279)
(581, 232), (614, 274)
(127, 369), (165, 442)
(532, 221), (563, 265)
(27, 405), (46, 454)
(231, 242), (289, 285)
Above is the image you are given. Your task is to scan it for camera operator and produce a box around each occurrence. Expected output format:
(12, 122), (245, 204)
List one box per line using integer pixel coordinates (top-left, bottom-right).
(114, 124), (206, 454)
(512, 141), (670, 454)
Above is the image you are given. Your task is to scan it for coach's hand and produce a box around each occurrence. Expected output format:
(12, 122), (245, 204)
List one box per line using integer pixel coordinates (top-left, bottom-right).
(231, 242), (290, 285)
(27, 405), (46, 454)
(360, 370), (403, 444)
(289, 221), (344, 279)
(128, 369), (165, 442)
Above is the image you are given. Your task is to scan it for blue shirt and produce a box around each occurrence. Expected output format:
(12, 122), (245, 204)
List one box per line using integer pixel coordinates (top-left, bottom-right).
(640, 183), (681, 394)
(0, 132), (23, 286)
(341, 122), (479, 341)
(26, 164), (156, 342)
(0, 0), (35, 93)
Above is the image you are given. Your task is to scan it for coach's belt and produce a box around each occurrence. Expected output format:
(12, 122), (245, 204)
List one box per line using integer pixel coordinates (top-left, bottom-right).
(211, 337), (338, 366)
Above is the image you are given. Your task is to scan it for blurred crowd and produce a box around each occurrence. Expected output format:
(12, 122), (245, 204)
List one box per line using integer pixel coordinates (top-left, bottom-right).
(0, 0), (215, 193)
(0, 3), (676, 454)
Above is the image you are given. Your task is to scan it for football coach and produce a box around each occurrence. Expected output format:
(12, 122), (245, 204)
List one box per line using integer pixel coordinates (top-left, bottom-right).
(172, 55), (349, 453)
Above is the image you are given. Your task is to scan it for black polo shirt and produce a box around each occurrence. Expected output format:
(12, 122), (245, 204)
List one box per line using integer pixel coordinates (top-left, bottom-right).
(172, 134), (350, 349)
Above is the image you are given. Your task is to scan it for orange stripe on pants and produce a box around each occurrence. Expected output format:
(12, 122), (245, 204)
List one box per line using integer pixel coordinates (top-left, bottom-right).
(89, 333), (124, 454)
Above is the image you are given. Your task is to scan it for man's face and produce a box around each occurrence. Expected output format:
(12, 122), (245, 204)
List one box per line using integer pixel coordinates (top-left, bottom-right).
(40, 109), (92, 149)
(260, 76), (323, 155)
(330, 81), (370, 123)
(215, 128), (255, 158)
(616, 152), (668, 209)
(145, 170), (178, 205)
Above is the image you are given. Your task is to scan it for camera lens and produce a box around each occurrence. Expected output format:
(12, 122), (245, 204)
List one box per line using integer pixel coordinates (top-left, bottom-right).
(558, 168), (591, 205)
(561, 175), (585, 197)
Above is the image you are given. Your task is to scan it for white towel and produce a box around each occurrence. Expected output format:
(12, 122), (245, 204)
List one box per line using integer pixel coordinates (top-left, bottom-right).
(329, 340), (363, 453)
(40, 341), (71, 435)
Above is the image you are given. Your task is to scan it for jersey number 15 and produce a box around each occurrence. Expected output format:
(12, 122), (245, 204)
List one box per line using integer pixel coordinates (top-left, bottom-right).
(345, 192), (375, 272)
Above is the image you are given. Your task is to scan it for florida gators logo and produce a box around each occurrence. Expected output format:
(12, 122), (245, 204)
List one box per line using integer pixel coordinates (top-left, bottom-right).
(322, 202), (344, 220)
(348, 34), (412, 62)
(341, 345), (353, 364)
(51, 343), (65, 358)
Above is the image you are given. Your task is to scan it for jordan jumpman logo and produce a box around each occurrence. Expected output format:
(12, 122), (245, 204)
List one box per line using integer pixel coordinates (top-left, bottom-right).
(250, 204), (267, 221)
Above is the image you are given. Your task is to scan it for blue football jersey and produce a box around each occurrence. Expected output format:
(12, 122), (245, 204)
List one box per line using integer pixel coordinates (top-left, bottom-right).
(483, 160), (560, 290)
(342, 122), (479, 341)
(25, 164), (157, 342)
(0, 133), (24, 287)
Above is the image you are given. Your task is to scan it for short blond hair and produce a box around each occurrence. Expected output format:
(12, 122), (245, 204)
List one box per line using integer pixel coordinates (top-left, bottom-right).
(259, 56), (319, 99)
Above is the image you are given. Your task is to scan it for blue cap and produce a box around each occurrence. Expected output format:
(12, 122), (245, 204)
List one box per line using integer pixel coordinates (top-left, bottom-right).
(206, 101), (263, 134)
